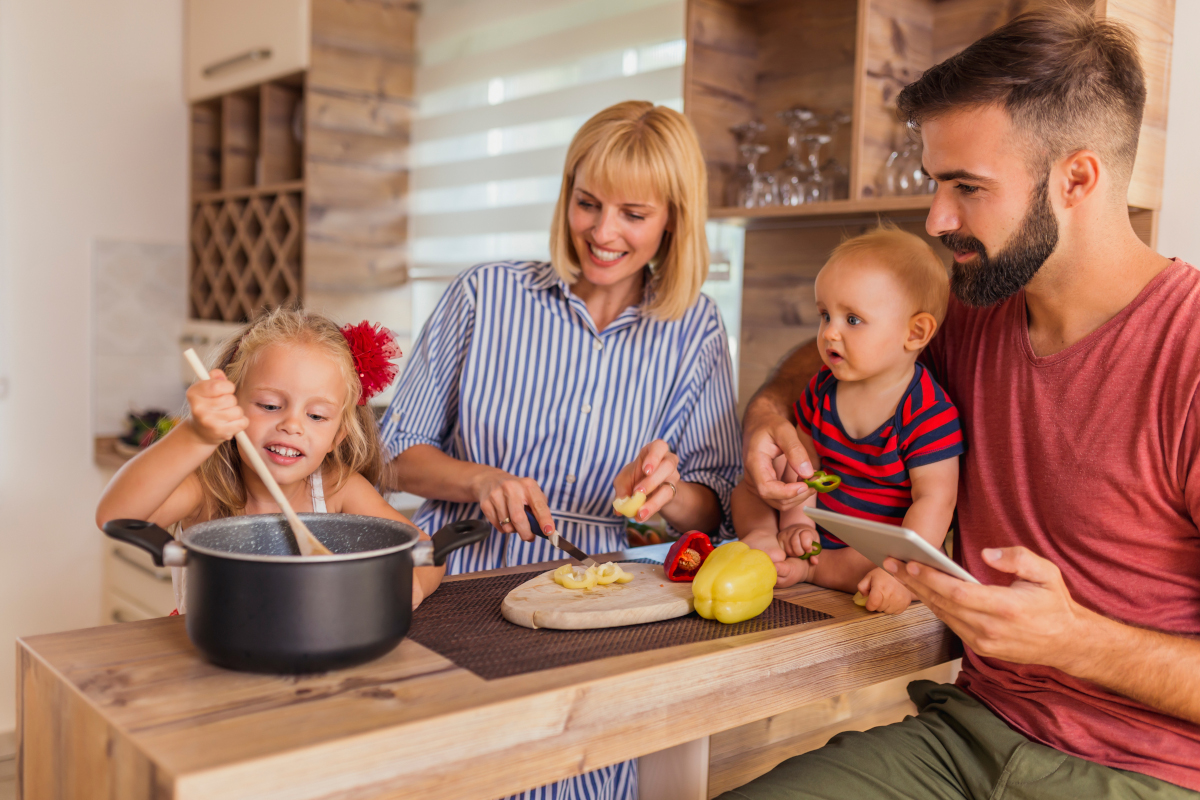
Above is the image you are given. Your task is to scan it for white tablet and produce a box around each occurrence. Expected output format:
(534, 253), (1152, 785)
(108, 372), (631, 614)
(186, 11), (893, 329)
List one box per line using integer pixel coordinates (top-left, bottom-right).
(804, 506), (981, 585)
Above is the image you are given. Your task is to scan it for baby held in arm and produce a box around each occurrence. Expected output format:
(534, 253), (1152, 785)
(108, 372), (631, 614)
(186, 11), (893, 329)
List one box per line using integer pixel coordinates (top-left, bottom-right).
(732, 225), (964, 614)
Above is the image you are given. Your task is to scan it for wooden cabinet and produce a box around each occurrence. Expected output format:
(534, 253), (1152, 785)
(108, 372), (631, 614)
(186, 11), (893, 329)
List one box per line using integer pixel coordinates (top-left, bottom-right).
(186, 0), (415, 323)
(684, 0), (1175, 408)
(186, 0), (310, 102)
(102, 541), (177, 623)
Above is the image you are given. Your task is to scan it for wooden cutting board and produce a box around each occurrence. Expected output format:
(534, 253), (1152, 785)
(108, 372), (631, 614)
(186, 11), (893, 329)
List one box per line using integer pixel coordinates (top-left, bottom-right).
(500, 562), (695, 630)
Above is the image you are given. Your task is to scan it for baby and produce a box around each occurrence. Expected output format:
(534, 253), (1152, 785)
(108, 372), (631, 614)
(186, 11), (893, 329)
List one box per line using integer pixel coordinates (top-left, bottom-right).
(733, 225), (963, 613)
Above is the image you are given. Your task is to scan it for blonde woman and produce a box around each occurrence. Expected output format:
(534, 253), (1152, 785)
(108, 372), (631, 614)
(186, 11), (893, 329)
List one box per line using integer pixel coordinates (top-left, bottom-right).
(382, 101), (741, 797)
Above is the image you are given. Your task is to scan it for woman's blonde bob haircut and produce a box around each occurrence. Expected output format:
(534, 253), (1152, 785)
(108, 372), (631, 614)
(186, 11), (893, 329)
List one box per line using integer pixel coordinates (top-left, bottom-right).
(194, 307), (387, 520)
(548, 101), (709, 321)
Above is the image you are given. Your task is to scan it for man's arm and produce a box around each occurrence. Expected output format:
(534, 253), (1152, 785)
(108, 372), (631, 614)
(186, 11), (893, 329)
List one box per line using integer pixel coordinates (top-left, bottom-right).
(887, 548), (1200, 725)
(742, 340), (826, 510)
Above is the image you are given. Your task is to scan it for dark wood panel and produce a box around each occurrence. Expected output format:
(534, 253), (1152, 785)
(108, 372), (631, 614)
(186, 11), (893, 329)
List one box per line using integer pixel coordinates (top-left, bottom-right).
(260, 82), (303, 185)
(191, 101), (221, 194)
(312, 0), (418, 59)
(220, 91), (260, 191)
(685, 0), (758, 208)
(307, 88), (414, 137)
(308, 43), (414, 101)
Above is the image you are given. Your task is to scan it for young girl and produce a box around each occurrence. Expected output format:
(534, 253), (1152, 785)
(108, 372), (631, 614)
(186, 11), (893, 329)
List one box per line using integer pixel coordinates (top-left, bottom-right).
(96, 308), (442, 612)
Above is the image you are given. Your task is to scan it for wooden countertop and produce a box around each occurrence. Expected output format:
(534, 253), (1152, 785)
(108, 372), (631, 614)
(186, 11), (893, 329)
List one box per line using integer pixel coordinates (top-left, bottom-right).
(94, 436), (133, 470)
(18, 546), (955, 800)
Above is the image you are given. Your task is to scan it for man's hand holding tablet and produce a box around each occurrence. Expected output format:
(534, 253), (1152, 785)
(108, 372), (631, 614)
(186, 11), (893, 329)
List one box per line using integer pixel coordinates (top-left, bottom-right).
(804, 507), (1100, 671)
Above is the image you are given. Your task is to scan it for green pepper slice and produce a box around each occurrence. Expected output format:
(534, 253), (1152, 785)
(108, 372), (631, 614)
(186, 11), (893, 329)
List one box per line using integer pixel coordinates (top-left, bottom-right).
(805, 470), (842, 493)
(799, 540), (823, 561)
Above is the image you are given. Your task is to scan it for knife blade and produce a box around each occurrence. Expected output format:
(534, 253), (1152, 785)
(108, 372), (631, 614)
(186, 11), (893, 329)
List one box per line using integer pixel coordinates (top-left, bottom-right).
(525, 507), (598, 567)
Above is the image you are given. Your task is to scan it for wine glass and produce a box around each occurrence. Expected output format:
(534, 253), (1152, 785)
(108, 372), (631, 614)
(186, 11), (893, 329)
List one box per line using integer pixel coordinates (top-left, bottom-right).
(736, 143), (771, 208)
(800, 134), (832, 203)
(822, 111), (852, 200)
(776, 107), (817, 206)
(896, 142), (930, 195)
(728, 121), (767, 207)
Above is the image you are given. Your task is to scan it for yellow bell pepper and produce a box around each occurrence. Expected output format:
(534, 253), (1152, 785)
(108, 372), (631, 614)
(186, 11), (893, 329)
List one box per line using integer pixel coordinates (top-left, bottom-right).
(692, 542), (775, 624)
(612, 492), (647, 518)
(553, 564), (597, 590)
(593, 562), (634, 585)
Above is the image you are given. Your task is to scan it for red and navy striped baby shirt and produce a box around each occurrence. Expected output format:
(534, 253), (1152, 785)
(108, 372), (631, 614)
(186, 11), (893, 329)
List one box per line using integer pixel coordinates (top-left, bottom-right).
(794, 363), (964, 545)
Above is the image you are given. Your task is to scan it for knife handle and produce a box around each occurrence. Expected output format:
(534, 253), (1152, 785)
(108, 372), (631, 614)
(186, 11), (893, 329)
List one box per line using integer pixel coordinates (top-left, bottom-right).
(524, 506), (553, 538)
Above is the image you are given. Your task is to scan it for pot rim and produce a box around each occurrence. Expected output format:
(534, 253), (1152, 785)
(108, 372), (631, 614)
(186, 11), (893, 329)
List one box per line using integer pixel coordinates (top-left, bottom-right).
(180, 512), (424, 564)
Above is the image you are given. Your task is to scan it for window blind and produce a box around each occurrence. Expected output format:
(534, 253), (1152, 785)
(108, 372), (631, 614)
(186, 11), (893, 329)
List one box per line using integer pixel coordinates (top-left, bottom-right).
(410, 0), (740, 383)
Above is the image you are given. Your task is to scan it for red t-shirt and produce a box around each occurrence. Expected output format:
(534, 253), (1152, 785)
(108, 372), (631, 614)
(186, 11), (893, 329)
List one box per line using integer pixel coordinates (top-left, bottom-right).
(924, 259), (1200, 790)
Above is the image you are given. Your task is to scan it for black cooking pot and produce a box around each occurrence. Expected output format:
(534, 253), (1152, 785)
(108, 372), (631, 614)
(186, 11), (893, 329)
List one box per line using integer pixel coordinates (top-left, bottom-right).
(102, 514), (489, 674)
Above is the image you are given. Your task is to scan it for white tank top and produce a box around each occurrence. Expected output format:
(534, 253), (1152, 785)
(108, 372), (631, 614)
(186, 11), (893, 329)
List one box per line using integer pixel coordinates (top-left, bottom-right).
(170, 471), (328, 614)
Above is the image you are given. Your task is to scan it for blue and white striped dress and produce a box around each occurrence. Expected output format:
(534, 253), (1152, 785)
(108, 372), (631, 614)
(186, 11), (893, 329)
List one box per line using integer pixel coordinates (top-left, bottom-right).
(381, 260), (741, 800)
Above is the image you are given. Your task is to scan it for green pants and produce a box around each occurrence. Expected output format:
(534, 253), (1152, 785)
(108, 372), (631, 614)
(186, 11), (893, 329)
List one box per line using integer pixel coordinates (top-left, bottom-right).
(718, 681), (1200, 800)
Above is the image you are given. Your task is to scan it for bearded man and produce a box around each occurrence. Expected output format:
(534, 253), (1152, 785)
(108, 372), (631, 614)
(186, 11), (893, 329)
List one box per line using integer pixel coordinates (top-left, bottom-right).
(727, 7), (1200, 799)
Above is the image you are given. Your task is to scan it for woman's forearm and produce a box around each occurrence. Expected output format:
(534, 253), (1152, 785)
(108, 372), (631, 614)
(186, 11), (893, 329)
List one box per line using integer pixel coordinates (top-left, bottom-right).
(388, 444), (499, 504)
(659, 481), (721, 535)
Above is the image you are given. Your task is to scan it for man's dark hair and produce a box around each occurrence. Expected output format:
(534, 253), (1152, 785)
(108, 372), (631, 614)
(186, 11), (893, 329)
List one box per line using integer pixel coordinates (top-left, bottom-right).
(897, 6), (1146, 186)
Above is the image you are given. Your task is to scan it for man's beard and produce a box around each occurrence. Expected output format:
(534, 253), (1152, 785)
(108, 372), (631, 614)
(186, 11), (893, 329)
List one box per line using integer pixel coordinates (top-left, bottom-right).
(940, 177), (1059, 307)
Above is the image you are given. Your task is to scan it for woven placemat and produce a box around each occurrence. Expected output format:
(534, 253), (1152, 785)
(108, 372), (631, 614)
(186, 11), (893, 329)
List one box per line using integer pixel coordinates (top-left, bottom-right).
(408, 564), (833, 680)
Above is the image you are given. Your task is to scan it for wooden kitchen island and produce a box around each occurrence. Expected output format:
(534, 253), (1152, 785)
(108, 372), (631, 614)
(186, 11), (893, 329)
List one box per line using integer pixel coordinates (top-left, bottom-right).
(17, 546), (955, 800)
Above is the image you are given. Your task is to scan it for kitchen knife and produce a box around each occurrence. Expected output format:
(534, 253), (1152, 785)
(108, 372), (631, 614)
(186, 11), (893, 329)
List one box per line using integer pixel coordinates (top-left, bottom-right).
(524, 507), (598, 568)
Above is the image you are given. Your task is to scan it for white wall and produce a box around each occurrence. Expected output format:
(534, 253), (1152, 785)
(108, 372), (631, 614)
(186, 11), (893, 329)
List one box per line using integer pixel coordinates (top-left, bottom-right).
(1158, 1), (1200, 263)
(0, 0), (187, 734)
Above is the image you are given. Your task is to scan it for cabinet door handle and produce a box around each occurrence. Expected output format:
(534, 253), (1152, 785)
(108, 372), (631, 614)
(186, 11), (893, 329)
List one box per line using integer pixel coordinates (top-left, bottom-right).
(112, 548), (173, 582)
(203, 48), (273, 78)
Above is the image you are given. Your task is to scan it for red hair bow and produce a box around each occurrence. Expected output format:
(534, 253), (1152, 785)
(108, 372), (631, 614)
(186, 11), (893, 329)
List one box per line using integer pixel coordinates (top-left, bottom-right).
(341, 321), (403, 405)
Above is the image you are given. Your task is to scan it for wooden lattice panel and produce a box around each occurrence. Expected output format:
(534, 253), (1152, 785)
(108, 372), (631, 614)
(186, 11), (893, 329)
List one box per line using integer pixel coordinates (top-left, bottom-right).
(189, 191), (303, 322)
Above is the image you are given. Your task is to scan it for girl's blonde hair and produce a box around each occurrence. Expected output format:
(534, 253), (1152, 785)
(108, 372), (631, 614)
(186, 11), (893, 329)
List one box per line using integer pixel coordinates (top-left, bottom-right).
(194, 307), (386, 520)
(548, 101), (709, 321)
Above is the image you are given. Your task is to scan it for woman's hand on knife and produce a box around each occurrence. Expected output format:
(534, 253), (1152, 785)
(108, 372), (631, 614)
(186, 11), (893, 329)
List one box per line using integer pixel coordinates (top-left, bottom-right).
(473, 467), (554, 542)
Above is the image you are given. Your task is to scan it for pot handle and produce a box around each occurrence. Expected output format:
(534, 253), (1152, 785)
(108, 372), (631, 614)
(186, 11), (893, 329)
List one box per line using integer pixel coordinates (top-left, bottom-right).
(415, 519), (491, 567)
(102, 519), (188, 568)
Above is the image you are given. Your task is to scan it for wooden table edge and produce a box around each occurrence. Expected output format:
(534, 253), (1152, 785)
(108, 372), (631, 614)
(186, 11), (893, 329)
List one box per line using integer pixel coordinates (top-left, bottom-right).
(17, 544), (956, 800)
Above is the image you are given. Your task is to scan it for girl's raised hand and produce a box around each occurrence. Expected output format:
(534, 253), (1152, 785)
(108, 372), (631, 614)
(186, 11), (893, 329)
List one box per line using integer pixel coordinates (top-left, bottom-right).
(186, 368), (249, 446)
(613, 439), (682, 523)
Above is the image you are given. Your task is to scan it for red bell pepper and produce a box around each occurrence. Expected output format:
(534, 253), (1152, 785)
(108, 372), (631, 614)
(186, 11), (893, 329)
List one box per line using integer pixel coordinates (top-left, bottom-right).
(664, 531), (715, 581)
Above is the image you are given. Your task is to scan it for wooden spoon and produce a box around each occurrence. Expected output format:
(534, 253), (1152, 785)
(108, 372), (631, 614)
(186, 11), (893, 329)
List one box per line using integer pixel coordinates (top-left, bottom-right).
(183, 348), (334, 556)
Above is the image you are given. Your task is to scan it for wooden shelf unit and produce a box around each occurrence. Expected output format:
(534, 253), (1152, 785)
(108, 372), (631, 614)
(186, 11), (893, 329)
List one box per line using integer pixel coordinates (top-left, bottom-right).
(187, 0), (415, 323)
(189, 77), (306, 323)
(687, 0), (1173, 218)
(685, 0), (1175, 407)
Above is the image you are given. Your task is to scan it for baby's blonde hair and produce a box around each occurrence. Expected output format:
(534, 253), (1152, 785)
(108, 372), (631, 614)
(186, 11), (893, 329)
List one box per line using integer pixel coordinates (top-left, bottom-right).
(826, 223), (950, 325)
(548, 100), (708, 321)
(194, 307), (385, 520)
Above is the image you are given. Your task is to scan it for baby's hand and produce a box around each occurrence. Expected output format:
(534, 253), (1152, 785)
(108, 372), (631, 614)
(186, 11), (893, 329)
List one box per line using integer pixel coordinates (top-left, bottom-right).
(186, 369), (248, 446)
(774, 556), (814, 588)
(856, 568), (915, 615)
(778, 525), (820, 563)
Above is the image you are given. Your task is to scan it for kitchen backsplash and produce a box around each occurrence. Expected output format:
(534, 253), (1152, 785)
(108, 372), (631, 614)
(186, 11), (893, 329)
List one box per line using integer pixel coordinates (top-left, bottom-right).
(92, 239), (188, 436)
